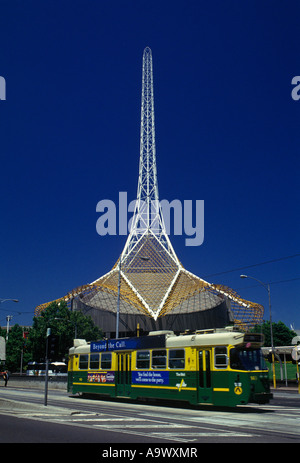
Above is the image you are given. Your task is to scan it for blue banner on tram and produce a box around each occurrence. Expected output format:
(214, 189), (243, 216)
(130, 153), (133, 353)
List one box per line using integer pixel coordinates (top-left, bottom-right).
(132, 370), (169, 386)
(91, 335), (166, 353)
(90, 341), (107, 352)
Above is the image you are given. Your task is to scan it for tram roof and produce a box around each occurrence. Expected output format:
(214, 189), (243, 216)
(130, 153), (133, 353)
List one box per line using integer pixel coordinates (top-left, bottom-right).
(166, 330), (245, 348)
(68, 327), (262, 355)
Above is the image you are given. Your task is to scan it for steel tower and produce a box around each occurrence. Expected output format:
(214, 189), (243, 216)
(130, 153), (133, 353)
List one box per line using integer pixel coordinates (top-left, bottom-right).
(123, 47), (177, 261)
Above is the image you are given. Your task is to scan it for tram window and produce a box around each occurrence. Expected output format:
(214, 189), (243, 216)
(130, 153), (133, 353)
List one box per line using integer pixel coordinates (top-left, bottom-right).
(214, 347), (228, 368)
(89, 353), (100, 370)
(152, 350), (167, 369)
(136, 351), (150, 369)
(169, 349), (185, 369)
(101, 353), (112, 370)
(230, 348), (266, 371)
(79, 354), (89, 370)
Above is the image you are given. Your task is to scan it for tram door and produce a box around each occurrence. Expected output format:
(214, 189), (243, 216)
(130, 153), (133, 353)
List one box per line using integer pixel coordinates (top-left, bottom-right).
(67, 355), (74, 392)
(116, 353), (132, 397)
(197, 349), (213, 404)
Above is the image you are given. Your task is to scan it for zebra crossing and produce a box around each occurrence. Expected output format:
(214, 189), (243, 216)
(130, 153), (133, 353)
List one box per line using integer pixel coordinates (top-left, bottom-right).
(22, 409), (257, 442)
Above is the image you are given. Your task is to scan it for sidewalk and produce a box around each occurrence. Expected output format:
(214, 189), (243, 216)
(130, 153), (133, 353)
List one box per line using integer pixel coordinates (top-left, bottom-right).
(271, 383), (299, 393)
(3, 376), (67, 390)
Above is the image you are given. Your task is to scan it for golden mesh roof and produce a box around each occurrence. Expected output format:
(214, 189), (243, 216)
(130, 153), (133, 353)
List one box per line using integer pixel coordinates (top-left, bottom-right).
(35, 231), (264, 329)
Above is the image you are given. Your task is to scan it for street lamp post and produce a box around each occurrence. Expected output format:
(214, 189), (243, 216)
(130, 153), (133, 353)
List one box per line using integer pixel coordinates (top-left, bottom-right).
(240, 274), (276, 389)
(0, 299), (19, 304)
(44, 328), (50, 406)
(116, 258), (122, 339)
(116, 255), (149, 339)
(5, 315), (13, 341)
(0, 299), (19, 341)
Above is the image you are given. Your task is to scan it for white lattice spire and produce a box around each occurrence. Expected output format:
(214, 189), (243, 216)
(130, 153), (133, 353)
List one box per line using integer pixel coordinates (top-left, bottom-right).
(122, 47), (179, 267)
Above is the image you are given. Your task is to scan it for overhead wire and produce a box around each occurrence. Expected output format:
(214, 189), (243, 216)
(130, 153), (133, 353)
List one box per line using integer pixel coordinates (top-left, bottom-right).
(236, 277), (300, 290)
(203, 253), (300, 278)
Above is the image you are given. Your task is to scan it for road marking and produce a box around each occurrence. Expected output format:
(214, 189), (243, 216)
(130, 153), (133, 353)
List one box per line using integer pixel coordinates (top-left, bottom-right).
(151, 431), (258, 438)
(95, 424), (189, 428)
(61, 417), (146, 422)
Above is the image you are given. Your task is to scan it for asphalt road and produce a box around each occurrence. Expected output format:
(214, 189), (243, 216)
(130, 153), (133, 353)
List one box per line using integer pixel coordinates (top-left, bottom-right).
(0, 386), (299, 446)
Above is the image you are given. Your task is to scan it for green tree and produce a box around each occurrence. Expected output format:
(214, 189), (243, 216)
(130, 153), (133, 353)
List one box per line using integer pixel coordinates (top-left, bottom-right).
(252, 321), (296, 347)
(0, 324), (32, 372)
(28, 301), (103, 362)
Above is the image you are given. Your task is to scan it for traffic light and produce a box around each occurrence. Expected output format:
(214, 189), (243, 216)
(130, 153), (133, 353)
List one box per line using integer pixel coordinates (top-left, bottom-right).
(47, 334), (59, 360)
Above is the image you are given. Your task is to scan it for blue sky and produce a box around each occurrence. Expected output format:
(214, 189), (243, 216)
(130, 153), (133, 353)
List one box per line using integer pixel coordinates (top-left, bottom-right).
(0, 0), (299, 329)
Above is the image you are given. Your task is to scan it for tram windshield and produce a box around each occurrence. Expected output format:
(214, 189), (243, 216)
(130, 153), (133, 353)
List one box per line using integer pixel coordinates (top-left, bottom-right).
(230, 348), (267, 371)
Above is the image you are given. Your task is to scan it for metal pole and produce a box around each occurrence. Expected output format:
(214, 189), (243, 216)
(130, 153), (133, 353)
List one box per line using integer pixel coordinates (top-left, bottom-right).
(240, 275), (276, 388)
(116, 259), (121, 339)
(283, 353), (288, 387)
(296, 361), (300, 394)
(267, 284), (276, 389)
(20, 347), (23, 376)
(44, 328), (50, 406)
(6, 315), (13, 341)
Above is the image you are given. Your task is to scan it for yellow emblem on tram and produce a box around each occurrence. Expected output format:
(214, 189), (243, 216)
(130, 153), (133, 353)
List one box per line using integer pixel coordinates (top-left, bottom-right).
(234, 386), (243, 395)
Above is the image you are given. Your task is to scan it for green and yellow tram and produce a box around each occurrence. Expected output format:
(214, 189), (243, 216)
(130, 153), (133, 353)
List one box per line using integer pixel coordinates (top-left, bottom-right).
(67, 327), (272, 407)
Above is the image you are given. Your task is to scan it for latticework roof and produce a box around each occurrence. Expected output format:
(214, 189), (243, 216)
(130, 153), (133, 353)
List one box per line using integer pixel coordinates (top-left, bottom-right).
(35, 230), (264, 329)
